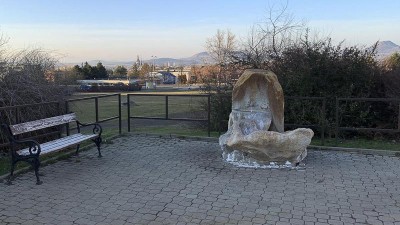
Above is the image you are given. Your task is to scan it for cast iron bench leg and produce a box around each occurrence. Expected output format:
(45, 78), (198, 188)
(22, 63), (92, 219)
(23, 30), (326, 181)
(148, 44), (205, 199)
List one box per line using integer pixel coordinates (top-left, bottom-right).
(7, 161), (16, 185)
(34, 158), (42, 185)
(94, 137), (102, 158)
(76, 144), (80, 155)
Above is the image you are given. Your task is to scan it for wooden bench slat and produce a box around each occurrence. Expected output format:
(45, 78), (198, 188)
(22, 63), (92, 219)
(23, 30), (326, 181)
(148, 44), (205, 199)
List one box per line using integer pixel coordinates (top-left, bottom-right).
(39, 134), (95, 152)
(10, 113), (77, 135)
(17, 133), (97, 156)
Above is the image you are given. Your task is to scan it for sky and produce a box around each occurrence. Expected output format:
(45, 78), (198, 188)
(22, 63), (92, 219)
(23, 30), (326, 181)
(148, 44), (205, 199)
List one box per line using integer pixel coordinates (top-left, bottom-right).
(0, 0), (399, 63)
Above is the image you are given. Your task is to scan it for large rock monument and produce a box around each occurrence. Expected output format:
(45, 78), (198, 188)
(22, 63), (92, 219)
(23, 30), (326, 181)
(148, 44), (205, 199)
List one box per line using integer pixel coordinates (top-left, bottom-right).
(219, 69), (314, 166)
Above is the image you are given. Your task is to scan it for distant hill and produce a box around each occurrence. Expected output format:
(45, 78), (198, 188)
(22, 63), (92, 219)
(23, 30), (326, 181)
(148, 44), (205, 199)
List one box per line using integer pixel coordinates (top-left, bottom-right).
(61, 52), (214, 68)
(142, 52), (214, 66)
(369, 41), (400, 60)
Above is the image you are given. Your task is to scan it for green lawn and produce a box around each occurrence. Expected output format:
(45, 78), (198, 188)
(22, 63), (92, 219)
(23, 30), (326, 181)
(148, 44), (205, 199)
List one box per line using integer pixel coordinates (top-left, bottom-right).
(311, 138), (399, 151)
(68, 92), (207, 123)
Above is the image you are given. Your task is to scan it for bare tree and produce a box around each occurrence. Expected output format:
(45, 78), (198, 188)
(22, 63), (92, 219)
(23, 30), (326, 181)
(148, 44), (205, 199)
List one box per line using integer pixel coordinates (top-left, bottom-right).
(205, 29), (241, 91)
(206, 29), (236, 66)
(238, 2), (305, 69)
(0, 32), (69, 127)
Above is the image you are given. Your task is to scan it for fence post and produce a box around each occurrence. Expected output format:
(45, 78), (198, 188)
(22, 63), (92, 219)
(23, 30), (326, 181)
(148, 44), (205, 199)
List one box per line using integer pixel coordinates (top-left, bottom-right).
(65, 101), (70, 136)
(218, 95), (222, 136)
(95, 98), (99, 122)
(127, 94), (131, 132)
(335, 98), (339, 145)
(15, 107), (19, 124)
(57, 102), (62, 138)
(208, 95), (211, 137)
(118, 94), (122, 134)
(321, 98), (326, 146)
(165, 96), (169, 120)
(397, 100), (400, 131)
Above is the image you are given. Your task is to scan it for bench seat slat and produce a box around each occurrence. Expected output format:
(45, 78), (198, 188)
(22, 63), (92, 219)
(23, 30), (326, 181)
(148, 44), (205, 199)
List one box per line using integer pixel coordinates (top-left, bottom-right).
(10, 113), (77, 135)
(17, 133), (98, 156)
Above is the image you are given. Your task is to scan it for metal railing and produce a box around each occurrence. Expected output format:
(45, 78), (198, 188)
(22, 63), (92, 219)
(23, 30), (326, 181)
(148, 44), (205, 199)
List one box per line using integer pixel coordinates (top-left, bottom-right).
(1, 95), (399, 150)
(66, 93), (122, 135)
(127, 94), (211, 137)
(335, 97), (400, 142)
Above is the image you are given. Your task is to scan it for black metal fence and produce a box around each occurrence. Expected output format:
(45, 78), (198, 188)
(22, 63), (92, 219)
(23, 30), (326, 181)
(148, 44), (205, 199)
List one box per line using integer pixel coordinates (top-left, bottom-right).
(335, 97), (400, 142)
(66, 93), (122, 135)
(127, 94), (211, 136)
(1, 94), (399, 150)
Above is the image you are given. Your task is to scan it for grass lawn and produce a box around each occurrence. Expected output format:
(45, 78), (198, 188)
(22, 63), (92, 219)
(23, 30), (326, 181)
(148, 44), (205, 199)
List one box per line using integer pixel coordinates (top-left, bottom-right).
(312, 138), (399, 151)
(68, 91), (208, 124)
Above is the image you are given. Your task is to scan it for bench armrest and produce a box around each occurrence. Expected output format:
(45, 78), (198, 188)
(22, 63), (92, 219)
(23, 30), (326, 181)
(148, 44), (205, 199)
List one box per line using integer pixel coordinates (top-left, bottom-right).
(12, 139), (41, 156)
(76, 121), (102, 136)
(2, 124), (41, 156)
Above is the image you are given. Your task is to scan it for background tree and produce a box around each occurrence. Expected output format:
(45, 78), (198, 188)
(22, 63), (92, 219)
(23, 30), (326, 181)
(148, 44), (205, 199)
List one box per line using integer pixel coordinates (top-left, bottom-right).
(205, 29), (241, 91)
(381, 52), (400, 99)
(113, 65), (128, 78)
(140, 63), (151, 79)
(202, 29), (242, 131)
(57, 66), (84, 84)
(106, 69), (113, 77)
(96, 62), (108, 79)
(382, 52), (400, 71)
(178, 75), (187, 84)
(82, 62), (94, 79)
(72, 65), (83, 76)
(236, 3), (304, 69)
(71, 62), (107, 80)
(128, 63), (140, 79)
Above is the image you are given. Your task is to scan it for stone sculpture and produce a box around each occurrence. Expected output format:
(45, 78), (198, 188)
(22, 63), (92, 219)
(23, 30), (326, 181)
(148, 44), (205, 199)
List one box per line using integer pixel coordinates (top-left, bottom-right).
(219, 69), (314, 166)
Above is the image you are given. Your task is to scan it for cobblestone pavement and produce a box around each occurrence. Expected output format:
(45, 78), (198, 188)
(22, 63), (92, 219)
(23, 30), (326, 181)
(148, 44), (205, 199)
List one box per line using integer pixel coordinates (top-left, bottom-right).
(1, 134), (400, 225)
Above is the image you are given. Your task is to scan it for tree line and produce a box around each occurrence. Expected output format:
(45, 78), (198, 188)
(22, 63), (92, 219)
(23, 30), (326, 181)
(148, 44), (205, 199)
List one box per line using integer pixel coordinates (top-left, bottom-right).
(58, 61), (155, 84)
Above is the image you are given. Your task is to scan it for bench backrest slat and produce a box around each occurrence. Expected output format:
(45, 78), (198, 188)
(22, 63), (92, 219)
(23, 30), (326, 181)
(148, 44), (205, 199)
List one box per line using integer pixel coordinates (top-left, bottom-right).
(9, 113), (77, 135)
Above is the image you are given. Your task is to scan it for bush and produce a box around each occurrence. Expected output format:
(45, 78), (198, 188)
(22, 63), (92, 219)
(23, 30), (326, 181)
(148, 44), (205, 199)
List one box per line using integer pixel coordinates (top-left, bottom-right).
(202, 34), (397, 140)
(268, 38), (392, 136)
(0, 37), (70, 152)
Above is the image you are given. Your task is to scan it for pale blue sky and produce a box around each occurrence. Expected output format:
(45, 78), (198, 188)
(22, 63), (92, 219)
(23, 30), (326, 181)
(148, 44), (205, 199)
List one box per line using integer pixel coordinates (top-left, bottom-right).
(1, 0), (399, 63)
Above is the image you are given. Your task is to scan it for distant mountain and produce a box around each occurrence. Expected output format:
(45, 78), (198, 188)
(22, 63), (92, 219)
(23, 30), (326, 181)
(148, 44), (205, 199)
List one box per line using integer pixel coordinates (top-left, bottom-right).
(60, 52), (214, 68)
(369, 41), (400, 60)
(142, 52), (214, 66)
(86, 60), (133, 68)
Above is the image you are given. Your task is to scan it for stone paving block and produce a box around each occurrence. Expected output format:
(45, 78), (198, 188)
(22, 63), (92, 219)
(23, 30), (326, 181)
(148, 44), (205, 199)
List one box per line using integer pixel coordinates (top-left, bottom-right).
(0, 135), (399, 225)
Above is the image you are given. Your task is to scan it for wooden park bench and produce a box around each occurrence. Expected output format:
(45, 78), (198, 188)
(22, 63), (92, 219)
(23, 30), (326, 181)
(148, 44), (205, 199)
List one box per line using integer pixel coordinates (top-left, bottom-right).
(2, 113), (102, 185)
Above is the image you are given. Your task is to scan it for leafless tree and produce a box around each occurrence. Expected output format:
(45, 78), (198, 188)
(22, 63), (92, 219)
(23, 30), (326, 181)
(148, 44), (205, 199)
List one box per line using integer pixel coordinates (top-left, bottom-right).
(238, 2), (305, 69)
(206, 29), (236, 66)
(205, 29), (242, 91)
(0, 33), (69, 126)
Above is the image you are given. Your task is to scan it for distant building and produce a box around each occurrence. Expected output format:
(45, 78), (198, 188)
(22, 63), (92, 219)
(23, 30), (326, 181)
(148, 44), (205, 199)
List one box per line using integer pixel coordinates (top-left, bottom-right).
(146, 71), (176, 84)
(170, 69), (190, 81)
(159, 71), (176, 84)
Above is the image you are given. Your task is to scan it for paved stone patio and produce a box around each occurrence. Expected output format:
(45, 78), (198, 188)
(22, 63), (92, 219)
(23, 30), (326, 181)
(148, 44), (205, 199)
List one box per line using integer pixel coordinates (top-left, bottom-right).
(1, 134), (400, 225)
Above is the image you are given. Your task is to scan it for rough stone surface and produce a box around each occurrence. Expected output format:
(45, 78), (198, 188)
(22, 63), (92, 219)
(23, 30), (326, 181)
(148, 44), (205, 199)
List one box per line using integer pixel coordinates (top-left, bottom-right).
(219, 69), (314, 164)
(1, 134), (400, 225)
(223, 128), (314, 164)
(231, 69), (284, 133)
